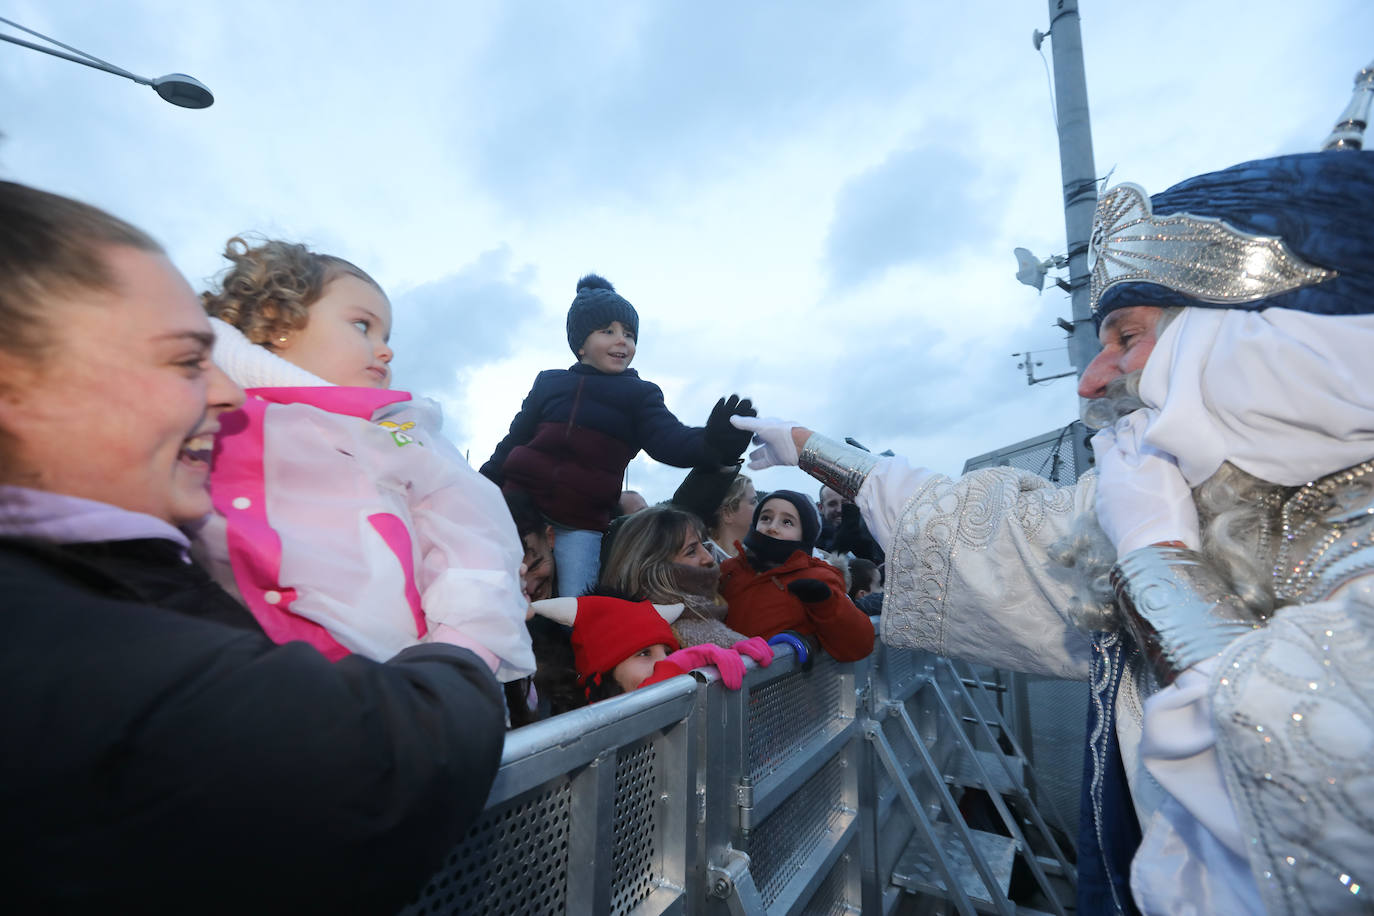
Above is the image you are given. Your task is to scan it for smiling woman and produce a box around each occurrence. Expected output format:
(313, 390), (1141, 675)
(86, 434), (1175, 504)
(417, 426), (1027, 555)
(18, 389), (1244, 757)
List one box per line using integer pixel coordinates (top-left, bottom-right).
(0, 181), (508, 914)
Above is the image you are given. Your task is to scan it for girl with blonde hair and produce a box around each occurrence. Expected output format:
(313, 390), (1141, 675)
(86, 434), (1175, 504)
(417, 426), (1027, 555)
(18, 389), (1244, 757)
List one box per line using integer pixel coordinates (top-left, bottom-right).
(196, 236), (533, 680)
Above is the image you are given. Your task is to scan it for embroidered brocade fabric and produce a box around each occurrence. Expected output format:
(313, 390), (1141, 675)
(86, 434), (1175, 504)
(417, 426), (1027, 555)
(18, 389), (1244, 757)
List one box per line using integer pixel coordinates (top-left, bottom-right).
(881, 466), (1092, 681)
(1211, 573), (1374, 914)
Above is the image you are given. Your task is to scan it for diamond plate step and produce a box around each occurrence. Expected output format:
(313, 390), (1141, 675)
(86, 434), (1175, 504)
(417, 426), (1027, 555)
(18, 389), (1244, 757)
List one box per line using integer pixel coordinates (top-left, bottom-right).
(891, 822), (1016, 906)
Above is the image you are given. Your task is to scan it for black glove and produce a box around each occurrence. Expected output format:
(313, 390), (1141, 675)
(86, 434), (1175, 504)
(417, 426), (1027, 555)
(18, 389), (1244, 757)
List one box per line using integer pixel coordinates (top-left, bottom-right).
(786, 578), (831, 604)
(704, 394), (756, 463)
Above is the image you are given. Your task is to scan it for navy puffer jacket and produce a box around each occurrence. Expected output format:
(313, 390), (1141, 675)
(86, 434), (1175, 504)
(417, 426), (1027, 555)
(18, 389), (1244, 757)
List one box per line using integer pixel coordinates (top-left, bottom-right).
(481, 364), (717, 531)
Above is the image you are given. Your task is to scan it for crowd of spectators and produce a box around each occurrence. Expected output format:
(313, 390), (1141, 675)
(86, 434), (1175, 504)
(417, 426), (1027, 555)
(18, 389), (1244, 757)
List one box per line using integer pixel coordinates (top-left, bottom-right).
(0, 180), (877, 910)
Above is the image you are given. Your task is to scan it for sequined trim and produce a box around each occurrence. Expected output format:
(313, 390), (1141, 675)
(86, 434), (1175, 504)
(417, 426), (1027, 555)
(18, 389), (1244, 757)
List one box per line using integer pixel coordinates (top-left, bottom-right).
(1274, 459), (1374, 603)
(1088, 632), (1131, 916)
(1088, 182), (1336, 315)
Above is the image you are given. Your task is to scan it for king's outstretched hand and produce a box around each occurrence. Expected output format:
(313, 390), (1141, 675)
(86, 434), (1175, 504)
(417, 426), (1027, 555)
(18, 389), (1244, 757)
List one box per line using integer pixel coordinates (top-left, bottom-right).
(730, 415), (801, 469)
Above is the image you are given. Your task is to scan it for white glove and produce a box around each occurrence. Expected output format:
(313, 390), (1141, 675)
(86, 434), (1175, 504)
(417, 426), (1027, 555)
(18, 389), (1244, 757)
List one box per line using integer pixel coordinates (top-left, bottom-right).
(729, 415), (801, 469)
(1092, 408), (1200, 555)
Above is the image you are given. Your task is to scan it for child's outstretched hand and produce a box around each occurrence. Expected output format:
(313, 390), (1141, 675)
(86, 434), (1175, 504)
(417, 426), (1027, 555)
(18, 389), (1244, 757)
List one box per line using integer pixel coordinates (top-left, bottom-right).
(705, 394), (757, 463)
(786, 578), (832, 604)
(732, 637), (774, 668)
(665, 644), (747, 689)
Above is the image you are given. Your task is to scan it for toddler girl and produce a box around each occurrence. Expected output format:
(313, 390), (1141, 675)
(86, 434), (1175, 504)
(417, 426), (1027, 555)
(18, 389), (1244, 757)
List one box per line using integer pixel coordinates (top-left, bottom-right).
(720, 490), (875, 662)
(480, 273), (754, 597)
(195, 237), (534, 680)
(532, 595), (771, 705)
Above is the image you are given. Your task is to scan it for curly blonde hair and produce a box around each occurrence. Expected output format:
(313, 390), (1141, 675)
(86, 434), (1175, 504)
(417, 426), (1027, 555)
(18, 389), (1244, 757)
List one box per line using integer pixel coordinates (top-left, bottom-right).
(201, 236), (382, 346)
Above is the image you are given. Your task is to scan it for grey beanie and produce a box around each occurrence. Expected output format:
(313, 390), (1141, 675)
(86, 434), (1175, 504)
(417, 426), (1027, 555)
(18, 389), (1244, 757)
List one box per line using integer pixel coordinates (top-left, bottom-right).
(566, 274), (639, 355)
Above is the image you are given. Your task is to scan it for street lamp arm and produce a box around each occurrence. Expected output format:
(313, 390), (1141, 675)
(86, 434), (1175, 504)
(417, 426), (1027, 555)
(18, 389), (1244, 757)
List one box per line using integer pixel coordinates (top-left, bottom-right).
(0, 32), (148, 85)
(0, 16), (212, 108)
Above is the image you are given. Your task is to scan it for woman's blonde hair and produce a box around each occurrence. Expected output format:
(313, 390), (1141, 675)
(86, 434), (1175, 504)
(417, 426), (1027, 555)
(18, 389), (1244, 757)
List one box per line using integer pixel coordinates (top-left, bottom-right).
(601, 505), (706, 603)
(708, 472), (753, 539)
(201, 236), (382, 345)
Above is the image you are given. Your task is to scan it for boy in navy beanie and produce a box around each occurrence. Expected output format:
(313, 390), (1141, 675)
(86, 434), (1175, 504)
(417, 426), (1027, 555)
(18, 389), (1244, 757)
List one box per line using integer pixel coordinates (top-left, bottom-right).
(482, 274), (757, 598)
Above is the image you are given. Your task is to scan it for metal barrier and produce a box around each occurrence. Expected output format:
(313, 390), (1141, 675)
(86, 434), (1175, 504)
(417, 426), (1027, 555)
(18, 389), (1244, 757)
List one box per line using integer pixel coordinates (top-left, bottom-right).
(401, 622), (1078, 915)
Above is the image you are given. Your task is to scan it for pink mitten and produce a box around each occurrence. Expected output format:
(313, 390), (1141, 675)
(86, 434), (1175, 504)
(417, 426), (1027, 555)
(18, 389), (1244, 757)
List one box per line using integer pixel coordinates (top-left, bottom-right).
(731, 637), (774, 668)
(666, 644), (746, 689)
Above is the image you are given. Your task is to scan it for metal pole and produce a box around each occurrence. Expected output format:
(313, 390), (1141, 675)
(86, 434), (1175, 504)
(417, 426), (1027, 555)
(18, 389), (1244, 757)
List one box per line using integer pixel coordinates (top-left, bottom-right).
(1046, 0), (1101, 377)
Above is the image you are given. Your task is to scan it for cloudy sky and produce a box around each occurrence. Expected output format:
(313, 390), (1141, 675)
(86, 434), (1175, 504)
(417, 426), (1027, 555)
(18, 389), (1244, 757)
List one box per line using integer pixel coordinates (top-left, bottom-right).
(3, 1), (1370, 502)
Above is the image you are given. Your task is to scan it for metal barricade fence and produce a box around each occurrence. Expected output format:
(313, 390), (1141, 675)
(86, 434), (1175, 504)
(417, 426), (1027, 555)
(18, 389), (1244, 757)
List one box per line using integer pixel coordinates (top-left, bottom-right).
(401, 620), (1076, 916)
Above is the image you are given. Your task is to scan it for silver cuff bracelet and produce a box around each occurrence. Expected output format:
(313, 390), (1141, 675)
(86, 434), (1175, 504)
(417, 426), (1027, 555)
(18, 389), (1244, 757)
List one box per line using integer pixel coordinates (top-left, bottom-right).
(1110, 545), (1262, 685)
(798, 433), (879, 502)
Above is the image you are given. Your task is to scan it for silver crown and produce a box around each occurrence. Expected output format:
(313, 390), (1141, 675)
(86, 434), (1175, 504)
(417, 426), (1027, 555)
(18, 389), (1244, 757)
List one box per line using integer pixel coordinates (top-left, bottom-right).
(1087, 183), (1336, 316)
(1087, 57), (1373, 316)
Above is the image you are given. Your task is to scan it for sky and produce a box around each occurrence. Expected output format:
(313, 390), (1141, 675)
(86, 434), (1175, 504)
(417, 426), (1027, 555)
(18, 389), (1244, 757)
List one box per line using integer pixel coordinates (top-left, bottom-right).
(3, 1), (1370, 503)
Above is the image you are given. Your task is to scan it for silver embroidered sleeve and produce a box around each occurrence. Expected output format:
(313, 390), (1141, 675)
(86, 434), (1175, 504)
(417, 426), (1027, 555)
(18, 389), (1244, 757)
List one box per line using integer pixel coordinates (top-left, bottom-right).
(1110, 545), (1263, 685)
(798, 433), (879, 502)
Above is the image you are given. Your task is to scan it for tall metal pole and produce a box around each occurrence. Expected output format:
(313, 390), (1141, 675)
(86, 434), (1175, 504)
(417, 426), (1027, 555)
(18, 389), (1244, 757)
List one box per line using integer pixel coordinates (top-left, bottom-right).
(1046, 0), (1100, 377)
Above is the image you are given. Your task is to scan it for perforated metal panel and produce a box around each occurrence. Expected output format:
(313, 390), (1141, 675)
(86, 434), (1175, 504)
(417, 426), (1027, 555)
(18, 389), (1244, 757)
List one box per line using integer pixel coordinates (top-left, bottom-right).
(746, 655), (844, 783)
(400, 782), (571, 916)
(749, 754), (848, 909)
(799, 843), (856, 916)
(610, 740), (658, 915)
(961, 419), (1091, 484)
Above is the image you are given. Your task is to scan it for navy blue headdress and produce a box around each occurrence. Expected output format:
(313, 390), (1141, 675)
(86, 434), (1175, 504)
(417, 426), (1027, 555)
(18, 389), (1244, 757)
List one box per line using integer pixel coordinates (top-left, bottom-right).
(1091, 151), (1374, 325)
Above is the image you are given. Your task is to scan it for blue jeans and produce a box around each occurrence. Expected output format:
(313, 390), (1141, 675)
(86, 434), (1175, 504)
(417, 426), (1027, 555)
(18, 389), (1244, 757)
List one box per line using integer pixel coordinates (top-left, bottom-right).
(552, 526), (603, 598)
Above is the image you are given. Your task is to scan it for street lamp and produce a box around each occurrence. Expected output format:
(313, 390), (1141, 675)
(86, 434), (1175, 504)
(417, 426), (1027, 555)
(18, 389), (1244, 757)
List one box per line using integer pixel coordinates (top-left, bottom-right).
(0, 16), (213, 109)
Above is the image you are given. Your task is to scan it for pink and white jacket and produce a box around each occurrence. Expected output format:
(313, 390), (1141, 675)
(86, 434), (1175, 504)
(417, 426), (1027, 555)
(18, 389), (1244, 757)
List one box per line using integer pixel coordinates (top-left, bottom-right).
(194, 319), (535, 681)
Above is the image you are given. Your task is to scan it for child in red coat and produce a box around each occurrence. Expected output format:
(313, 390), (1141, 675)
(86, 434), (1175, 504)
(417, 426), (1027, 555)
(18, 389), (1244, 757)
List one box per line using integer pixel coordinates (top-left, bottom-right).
(720, 490), (875, 662)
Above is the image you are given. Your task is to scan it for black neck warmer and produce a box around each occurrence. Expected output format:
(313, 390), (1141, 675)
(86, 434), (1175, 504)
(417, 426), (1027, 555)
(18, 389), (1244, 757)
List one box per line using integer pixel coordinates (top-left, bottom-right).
(743, 529), (804, 571)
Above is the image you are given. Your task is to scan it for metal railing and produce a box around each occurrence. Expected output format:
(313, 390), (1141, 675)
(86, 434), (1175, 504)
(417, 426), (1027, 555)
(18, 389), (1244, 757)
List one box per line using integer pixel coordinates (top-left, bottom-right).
(401, 622), (1078, 915)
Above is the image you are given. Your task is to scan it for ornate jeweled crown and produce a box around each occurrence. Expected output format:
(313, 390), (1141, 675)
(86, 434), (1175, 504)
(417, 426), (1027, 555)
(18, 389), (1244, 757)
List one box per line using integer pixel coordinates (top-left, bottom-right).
(1087, 182), (1337, 317)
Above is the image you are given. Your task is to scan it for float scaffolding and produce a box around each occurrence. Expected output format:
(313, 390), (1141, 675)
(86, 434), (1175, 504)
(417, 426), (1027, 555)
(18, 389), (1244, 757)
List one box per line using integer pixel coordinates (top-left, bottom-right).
(399, 632), (1080, 916)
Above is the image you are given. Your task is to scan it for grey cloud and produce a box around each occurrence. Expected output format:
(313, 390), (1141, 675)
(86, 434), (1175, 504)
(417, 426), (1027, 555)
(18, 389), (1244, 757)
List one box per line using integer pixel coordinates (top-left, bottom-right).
(456, 3), (923, 207)
(824, 145), (994, 290)
(388, 246), (542, 404)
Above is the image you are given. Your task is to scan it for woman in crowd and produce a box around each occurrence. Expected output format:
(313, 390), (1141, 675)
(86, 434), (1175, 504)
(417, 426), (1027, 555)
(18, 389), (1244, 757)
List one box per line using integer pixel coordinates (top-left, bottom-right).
(600, 504), (762, 653)
(703, 471), (757, 561)
(0, 181), (506, 914)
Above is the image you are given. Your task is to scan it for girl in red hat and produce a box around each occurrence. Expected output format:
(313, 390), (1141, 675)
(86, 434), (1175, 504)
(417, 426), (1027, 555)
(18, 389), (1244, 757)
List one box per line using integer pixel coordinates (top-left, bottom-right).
(532, 595), (772, 704)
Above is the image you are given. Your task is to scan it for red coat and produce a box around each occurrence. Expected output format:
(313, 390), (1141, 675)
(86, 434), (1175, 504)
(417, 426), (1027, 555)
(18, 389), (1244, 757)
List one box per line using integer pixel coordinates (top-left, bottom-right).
(719, 547), (875, 662)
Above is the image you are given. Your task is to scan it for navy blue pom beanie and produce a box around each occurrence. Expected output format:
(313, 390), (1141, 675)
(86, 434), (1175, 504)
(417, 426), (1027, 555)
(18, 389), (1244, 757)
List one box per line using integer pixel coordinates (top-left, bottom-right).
(567, 274), (639, 355)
